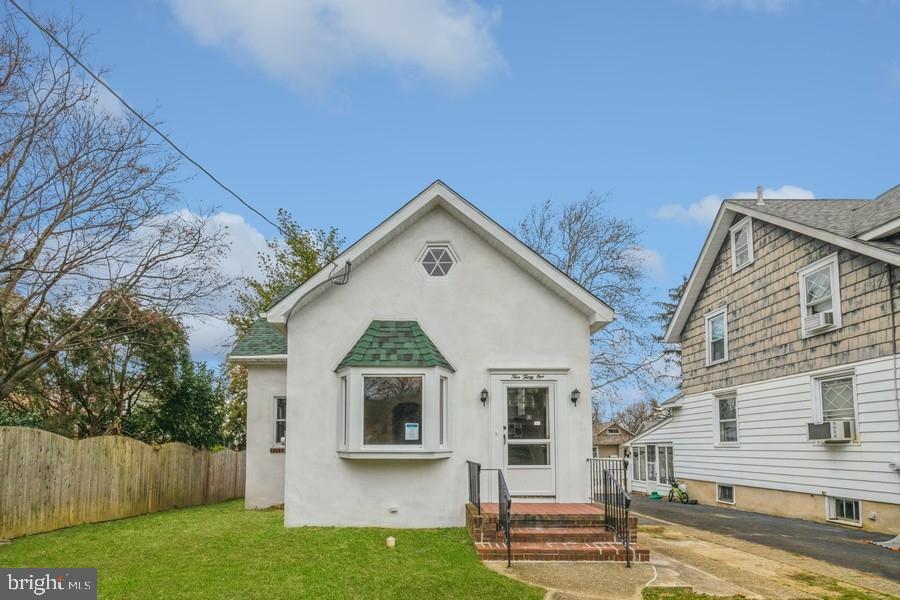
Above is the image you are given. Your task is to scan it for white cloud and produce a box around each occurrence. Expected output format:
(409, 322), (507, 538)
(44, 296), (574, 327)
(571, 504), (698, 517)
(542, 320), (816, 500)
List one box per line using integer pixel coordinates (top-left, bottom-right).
(731, 185), (815, 200)
(654, 185), (815, 226)
(166, 0), (505, 92)
(181, 212), (271, 363)
(653, 194), (723, 226)
(630, 248), (665, 281)
(698, 0), (791, 12)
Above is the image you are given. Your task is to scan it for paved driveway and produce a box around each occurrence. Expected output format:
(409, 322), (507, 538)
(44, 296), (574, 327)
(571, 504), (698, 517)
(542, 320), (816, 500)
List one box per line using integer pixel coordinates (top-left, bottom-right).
(630, 495), (899, 582)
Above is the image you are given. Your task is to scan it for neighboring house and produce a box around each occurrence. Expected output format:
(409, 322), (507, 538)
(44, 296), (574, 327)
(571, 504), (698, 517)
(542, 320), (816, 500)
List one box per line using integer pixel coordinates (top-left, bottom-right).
(626, 185), (900, 533)
(592, 421), (633, 458)
(228, 180), (614, 527)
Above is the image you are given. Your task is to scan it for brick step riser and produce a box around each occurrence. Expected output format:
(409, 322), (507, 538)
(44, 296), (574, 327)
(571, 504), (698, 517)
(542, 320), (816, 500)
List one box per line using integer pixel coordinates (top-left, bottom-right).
(476, 549), (650, 562)
(478, 531), (616, 543)
(477, 519), (609, 528)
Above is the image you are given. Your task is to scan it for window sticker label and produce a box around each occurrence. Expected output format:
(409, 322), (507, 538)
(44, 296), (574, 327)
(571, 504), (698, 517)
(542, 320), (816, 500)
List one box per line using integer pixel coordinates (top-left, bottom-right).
(405, 423), (419, 441)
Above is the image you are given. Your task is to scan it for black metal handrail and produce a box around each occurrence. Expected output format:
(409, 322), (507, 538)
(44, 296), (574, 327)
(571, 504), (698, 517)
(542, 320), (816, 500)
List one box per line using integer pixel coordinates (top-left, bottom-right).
(497, 469), (512, 567)
(466, 460), (482, 513)
(588, 458), (632, 567)
(465, 461), (512, 566)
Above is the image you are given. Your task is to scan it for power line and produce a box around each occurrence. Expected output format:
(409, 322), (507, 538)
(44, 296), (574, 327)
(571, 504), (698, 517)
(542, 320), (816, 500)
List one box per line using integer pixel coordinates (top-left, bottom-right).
(7, 0), (286, 236)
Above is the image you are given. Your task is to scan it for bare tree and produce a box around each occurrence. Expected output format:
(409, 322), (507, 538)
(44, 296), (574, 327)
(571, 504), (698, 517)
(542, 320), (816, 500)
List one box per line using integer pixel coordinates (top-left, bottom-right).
(609, 398), (658, 434)
(518, 192), (666, 413)
(0, 11), (227, 401)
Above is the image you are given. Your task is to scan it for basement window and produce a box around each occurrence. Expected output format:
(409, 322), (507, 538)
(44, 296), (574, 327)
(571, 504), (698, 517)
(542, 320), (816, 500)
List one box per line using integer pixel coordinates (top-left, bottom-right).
(716, 484), (735, 504)
(828, 497), (861, 525)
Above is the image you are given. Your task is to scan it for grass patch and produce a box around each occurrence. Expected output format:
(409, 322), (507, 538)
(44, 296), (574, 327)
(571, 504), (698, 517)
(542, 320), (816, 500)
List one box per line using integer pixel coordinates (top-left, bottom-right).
(638, 526), (684, 541)
(788, 573), (894, 600)
(0, 500), (542, 600)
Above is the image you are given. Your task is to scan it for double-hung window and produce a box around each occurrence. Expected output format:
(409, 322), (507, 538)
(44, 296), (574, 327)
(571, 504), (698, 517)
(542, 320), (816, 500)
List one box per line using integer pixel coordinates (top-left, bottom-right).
(715, 392), (738, 445)
(705, 307), (728, 365)
(274, 397), (287, 447)
(813, 372), (857, 439)
(730, 217), (754, 272)
(799, 254), (842, 336)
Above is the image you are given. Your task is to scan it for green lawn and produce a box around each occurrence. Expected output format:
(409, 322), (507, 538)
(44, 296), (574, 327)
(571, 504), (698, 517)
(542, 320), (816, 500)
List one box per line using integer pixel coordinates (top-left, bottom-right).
(0, 500), (542, 600)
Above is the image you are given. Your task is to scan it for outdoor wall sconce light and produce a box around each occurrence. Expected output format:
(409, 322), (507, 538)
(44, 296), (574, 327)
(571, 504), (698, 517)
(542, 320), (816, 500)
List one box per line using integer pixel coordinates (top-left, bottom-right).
(480, 389), (489, 406)
(570, 389), (580, 406)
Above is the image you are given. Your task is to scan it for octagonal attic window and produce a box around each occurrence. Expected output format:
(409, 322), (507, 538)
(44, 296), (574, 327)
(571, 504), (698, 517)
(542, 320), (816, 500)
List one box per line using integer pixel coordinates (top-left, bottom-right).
(420, 245), (456, 276)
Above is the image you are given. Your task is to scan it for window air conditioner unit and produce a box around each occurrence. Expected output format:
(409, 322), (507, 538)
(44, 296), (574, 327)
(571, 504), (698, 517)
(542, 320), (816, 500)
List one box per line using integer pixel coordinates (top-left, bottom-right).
(804, 311), (834, 333)
(808, 420), (854, 442)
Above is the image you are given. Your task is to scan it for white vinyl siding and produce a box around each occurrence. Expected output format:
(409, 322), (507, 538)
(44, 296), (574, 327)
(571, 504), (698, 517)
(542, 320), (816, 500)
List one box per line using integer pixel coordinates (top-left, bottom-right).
(625, 356), (900, 505)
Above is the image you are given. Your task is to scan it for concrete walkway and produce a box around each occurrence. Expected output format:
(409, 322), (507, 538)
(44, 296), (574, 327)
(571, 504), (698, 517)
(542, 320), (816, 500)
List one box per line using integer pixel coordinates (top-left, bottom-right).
(631, 495), (899, 582)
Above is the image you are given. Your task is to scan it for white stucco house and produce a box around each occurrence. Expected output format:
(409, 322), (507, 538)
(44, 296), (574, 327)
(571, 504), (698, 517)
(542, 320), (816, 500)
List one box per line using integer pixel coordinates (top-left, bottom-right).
(228, 180), (614, 527)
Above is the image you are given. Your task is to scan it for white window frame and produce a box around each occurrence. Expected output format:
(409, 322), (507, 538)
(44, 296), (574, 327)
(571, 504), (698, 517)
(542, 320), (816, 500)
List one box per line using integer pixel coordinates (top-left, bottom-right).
(335, 366), (453, 458)
(606, 426), (620, 435)
(439, 376), (449, 448)
(729, 217), (754, 272)
(827, 496), (861, 526)
(798, 253), (842, 337)
(657, 445), (674, 485)
(713, 391), (739, 446)
(811, 370), (859, 441)
(273, 396), (287, 447)
(716, 483), (735, 504)
(417, 243), (459, 278)
(705, 307), (728, 366)
(339, 376), (348, 449)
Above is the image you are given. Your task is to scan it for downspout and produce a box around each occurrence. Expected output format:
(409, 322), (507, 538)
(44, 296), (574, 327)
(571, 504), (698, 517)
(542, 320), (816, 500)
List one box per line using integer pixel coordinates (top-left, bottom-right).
(888, 265), (900, 449)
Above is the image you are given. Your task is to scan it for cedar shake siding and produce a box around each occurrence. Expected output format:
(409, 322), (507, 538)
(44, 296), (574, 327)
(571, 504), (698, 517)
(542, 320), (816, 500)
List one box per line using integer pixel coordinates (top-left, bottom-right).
(681, 217), (900, 395)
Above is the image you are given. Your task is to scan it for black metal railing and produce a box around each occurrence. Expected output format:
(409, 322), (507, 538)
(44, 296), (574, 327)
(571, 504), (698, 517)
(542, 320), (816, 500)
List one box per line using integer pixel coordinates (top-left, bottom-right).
(497, 469), (512, 567)
(466, 460), (482, 513)
(588, 458), (632, 567)
(465, 461), (512, 566)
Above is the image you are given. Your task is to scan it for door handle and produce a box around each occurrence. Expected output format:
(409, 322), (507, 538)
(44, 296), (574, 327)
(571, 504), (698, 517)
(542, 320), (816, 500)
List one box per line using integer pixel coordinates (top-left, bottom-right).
(503, 434), (507, 445)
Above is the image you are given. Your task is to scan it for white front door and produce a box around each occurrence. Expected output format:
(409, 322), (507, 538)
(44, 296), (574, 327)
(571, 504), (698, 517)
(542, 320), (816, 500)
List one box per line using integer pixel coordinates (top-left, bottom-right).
(502, 382), (556, 497)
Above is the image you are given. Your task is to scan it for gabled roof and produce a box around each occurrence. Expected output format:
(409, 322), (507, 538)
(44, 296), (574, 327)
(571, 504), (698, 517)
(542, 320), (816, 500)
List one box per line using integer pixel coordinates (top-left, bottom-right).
(665, 184), (900, 343)
(336, 320), (453, 371)
(592, 421), (634, 437)
(266, 180), (615, 333)
(228, 319), (287, 362)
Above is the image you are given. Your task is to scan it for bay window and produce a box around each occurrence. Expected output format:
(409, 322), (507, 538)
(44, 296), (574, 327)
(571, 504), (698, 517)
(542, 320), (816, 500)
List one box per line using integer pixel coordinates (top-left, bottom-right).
(336, 367), (452, 458)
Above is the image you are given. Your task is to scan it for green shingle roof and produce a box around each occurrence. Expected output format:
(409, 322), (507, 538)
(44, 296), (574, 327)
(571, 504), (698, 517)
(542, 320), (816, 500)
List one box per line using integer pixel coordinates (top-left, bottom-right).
(230, 319), (287, 357)
(336, 321), (453, 371)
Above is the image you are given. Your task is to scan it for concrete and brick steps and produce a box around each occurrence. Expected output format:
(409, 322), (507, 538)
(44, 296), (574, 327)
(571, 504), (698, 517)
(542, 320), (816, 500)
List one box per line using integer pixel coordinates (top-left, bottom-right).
(466, 501), (648, 562)
(474, 540), (649, 562)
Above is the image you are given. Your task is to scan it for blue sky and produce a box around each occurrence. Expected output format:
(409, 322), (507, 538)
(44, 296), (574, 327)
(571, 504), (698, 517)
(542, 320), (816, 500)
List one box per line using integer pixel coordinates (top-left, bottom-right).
(50, 0), (900, 361)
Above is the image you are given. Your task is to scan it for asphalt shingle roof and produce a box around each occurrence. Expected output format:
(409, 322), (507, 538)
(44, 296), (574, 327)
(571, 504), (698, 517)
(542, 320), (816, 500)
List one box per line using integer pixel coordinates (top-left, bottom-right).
(336, 320), (454, 371)
(727, 187), (900, 256)
(230, 319), (287, 357)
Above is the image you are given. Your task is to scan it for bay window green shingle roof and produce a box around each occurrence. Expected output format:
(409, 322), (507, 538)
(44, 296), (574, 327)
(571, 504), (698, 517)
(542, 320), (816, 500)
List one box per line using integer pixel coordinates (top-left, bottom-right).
(336, 320), (454, 371)
(229, 319), (287, 357)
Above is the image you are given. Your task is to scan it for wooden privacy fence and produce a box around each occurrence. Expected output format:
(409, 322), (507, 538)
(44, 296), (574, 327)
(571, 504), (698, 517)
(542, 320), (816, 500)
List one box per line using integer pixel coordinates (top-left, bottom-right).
(0, 427), (245, 540)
